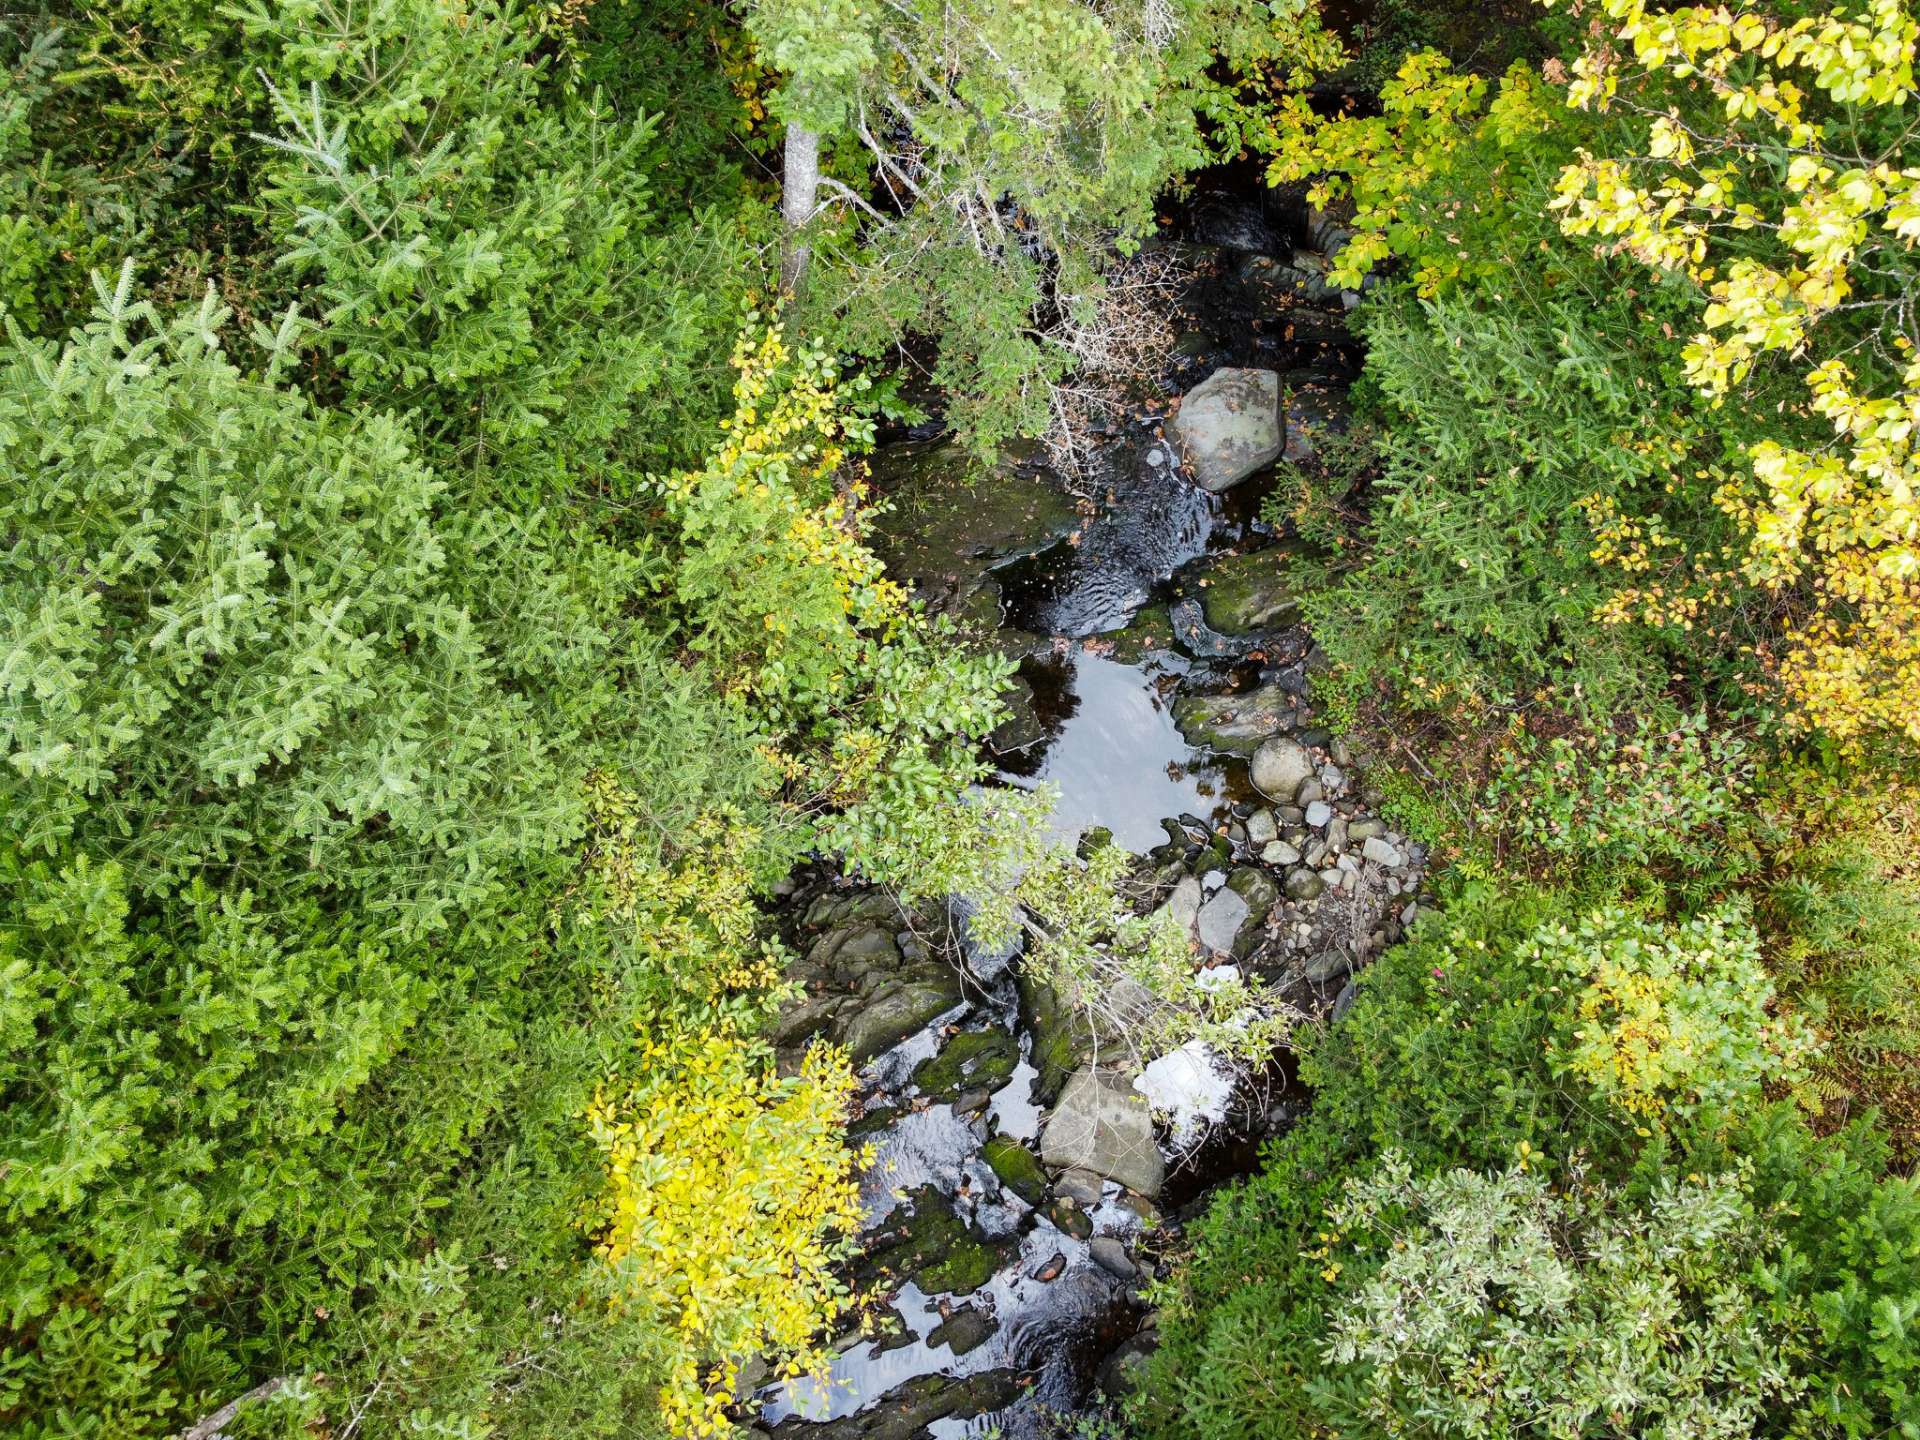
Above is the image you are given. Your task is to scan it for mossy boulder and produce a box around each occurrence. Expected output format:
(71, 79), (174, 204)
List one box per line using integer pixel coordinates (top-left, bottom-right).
(868, 441), (1078, 601)
(1172, 681), (1296, 755)
(1105, 604), (1177, 664)
(858, 1186), (1008, 1297)
(1196, 547), (1306, 634)
(912, 1028), (1019, 1103)
(983, 1136), (1048, 1206)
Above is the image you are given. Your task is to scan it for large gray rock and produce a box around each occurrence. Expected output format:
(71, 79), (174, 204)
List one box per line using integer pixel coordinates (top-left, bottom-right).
(1198, 867), (1278, 957)
(1172, 682), (1294, 755)
(1194, 885), (1249, 956)
(1041, 1068), (1165, 1197)
(1250, 736), (1316, 802)
(1172, 368), (1283, 492)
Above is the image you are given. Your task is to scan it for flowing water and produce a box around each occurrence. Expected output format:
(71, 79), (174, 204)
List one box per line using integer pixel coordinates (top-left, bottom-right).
(756, 184), (1401, 1439)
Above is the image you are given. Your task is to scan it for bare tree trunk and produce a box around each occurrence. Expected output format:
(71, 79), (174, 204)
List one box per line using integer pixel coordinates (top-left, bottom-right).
(780, 123), (820, 295)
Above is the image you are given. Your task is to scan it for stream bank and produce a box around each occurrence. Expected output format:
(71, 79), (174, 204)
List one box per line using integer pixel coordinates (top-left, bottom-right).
(754, 187), (1433, 1439)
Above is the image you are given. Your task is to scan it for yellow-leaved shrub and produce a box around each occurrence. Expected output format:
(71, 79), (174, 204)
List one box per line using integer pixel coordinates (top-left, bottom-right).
(1543, 0), (1920, 749)
(585, 1028), (864, 1437)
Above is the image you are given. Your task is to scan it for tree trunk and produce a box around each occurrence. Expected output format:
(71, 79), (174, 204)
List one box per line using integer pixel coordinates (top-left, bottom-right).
(780, 123), (820, 295)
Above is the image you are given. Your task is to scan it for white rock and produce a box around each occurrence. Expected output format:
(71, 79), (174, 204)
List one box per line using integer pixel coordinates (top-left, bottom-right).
(1135, 1041), (1234, 1149)
(1362, 836), (1402, 867)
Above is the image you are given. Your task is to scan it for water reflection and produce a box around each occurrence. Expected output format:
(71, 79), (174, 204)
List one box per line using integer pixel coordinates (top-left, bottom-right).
(1002, 652), (1230, 854)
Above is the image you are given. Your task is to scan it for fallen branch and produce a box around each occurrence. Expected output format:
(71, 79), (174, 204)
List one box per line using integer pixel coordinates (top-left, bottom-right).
(175, 1377), (291, 1440)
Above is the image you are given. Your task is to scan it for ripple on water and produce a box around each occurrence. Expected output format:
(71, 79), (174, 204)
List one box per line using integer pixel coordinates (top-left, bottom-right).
(761, 1225), (1130, 1427)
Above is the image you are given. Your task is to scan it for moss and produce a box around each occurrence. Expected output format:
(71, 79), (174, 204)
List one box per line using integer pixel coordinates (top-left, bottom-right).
(983, 1135), (1048, 1205)
(1196, 545), (1310, 634)
(860, 1186), (1007, 1296)
(913, 1028), (1019, 1102)
(920, 1235), (1003, 1295)
(1107, 603), (1177, 663)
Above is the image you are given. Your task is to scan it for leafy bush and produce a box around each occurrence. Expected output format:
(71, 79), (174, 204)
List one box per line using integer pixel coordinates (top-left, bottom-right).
(586, 1030), (864, 1437)
(1136, 877), (1915, 1439)
(1317, 1155), (1808, 1437)
(1539, 902), (1814, 1120)
(1476, 713), (1755, 876)
(1753, 772), (1920, 1148)
(1545, 0), (1920, 751)
(0, 256), (1001, 1435)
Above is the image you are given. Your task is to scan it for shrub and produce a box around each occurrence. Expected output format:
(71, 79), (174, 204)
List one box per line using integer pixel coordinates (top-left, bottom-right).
(1316, 1155), (1809, 1438)
(1753, 771), (1920, 1149)
(1544, 0), (1920, 751)
(585, 1030), (864, 1438)
(1135, 877), (1908, 1439)
(1475, 713), (1754, 877)
(1537, 902), (1816, 1120)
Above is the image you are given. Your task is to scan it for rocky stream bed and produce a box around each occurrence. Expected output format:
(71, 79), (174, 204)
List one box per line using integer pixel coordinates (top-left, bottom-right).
(750, 189), (1434, 1439)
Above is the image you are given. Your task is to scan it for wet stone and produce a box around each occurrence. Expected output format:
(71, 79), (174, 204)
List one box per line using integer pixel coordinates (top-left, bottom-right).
(927, 1306), (999, 1358)
(867, 440), (1078, 598)
(1195, 547), (1307, 634)
(840, 979), (964, 1064)
(982, 1135), (1048, 1206)
(913, 1029), (1020, 1103)
(1089, 1236), (1136, 1279)
(1045, 1196), (1094, 1240)
(859, 1186), (1006, 1297)
(1171, 681), (1295, 755)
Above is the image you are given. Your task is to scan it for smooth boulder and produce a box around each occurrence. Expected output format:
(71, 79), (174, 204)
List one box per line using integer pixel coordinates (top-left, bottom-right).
(1172, 368), (1283, 492)
(1041, 1067), (1165, 1197)
(1250, 736), (1315, 802)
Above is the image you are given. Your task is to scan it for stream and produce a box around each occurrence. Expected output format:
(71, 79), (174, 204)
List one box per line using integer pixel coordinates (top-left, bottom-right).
(754, 184), (1430, 1440)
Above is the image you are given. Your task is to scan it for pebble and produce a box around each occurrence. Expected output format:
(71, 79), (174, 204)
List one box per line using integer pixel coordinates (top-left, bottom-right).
(1032, 1252), (1066, 1282)
(1262, 840), (1301, 866)
(1327, 817), (1348, 852)
(1362, 836), (1402, 867)
(1295, 778), (1325, 806)
(1246, 809), (1279, 846)
(1305, 800), (1333, 828)
(1348, 818), (1386, 842)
